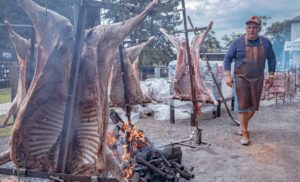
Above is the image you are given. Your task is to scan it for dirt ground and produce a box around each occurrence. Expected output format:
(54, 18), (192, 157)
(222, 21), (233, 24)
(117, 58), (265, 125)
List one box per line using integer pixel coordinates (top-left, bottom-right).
(134, 98), (300, 182)
(0, 97), (299, 182)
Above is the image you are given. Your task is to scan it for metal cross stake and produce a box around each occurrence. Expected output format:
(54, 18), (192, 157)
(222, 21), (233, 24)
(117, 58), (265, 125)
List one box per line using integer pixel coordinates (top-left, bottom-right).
(118, 39), (149, 127)
(57, 0), (87, 173)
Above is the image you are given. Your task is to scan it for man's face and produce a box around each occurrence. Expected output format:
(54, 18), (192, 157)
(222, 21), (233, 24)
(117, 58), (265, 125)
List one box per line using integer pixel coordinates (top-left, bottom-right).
(246, 23), (261, 40)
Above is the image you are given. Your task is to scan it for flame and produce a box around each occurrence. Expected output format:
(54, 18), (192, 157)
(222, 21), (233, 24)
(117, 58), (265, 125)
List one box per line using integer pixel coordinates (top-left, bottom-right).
(124, 168), (133, 178)
(107, 122), (151, 179)
(106, 131), (117, 146)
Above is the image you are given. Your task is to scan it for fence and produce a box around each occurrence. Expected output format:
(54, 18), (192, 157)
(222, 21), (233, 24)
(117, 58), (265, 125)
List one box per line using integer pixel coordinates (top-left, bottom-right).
(261, 66), (300, 103)
(140, 66), (168, 80)
(0, 60), (18, 116)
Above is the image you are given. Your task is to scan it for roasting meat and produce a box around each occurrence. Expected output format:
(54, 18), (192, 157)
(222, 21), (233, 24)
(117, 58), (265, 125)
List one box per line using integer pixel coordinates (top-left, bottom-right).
(73, 1), (158, 178)
(109, 36), (156, 108)
(160, 25), (217, 105)
(8, 0), (158, 181)
(10, 0), (74, 172)
(190, 22), (218, 105)
(127, 36), (156, 83)
(0, 21), (31, 128)
(261, 72), (296, 100)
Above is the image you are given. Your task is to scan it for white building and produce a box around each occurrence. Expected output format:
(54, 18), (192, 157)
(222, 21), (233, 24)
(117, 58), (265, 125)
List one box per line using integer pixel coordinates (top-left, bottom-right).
(284, 15), (300, 69)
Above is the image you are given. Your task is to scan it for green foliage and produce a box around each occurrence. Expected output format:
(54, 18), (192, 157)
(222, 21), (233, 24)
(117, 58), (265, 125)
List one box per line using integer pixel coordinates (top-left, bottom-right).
(222, 32), (244, 48)
(0, 0), (74, 52)
(102, 0), (181, 65)
(264, 20), (291, 61)
(203, 30), (221, 52)
(0, 0), (181, 65)
(258, 16), (272, 31)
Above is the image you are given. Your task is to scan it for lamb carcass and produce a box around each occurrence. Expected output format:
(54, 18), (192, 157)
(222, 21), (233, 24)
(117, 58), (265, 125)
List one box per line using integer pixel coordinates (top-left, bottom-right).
(127, 36), (156, 83)
(159, 26), (217, 105)
(109, 36), (156, 108)
(10, 0), (74, 172)
(9, 0), (159, 181)
(261, 72), (296, 100)
(0, 21), (31, 128)
(128, 36), (156, 104)
(71, 2), (159, 179)
(189, 22), (218, 105)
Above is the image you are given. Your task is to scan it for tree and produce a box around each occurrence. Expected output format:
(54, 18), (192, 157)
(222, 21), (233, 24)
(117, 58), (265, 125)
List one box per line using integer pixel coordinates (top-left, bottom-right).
(1, 0), (181, 66)
(221, 32), (244, 48)
(202, 30), (221, 52)
(258, 16), (271, 32)
(0, 0), (74, 54)
(264, 20), (291, 63)
(102, 0), (181, 65)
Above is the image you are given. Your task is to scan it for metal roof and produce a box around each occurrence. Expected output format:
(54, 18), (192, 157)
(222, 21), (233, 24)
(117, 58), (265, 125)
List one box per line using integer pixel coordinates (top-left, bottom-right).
(290, 15), (300, 22)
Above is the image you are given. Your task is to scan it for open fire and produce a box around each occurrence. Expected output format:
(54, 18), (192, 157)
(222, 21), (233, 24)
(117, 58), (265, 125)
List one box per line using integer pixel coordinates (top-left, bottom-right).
(107, 109), (194, 181)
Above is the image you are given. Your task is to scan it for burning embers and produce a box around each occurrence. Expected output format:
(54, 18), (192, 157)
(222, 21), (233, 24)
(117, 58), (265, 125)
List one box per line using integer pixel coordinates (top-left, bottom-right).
(108, 109), (152, 178)
(107, 109), (194, 181)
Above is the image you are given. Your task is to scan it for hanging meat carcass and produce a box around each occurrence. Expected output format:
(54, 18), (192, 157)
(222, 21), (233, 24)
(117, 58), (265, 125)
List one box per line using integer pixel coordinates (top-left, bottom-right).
(7, 0), (159, 181)
(189, 22), (218, 105)
(109, 36), (156, 108)
(159, 26), (217, 105)
(128, 36), (156, 103)
(126, 36), (156, 83)
(71, 2), (159, 180)
(0, 21), (31, 128)
(9, 0), (75, 173)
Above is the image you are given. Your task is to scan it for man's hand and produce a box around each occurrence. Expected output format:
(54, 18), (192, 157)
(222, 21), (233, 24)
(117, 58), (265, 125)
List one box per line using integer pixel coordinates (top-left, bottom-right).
(225, 70), (233, 88)
(265, 75), (274, 89)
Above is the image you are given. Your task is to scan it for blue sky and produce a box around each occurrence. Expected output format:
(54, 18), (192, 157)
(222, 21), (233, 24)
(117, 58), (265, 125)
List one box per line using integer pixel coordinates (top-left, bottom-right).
(184, 0), (300, 45)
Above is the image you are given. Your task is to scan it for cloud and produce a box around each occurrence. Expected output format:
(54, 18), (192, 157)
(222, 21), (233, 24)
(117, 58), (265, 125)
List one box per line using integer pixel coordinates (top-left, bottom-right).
(184, 0), (300, 45)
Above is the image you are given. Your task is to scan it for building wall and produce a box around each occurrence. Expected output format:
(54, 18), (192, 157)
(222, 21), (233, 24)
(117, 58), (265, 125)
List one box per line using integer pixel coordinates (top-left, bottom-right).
(291, 21), (300, 41)
(292, 52), (300, 67)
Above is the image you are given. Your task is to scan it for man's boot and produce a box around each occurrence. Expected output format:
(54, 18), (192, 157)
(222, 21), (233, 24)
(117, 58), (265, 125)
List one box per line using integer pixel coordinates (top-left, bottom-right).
(240, 131), (250, 145)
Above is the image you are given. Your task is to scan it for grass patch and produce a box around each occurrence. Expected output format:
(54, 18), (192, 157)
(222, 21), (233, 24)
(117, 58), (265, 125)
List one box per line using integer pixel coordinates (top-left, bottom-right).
(0, 88), (11, 104)
(0, 115), (13, 137)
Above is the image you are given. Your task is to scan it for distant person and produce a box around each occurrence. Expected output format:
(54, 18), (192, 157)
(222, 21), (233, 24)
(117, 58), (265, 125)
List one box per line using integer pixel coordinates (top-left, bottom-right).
(224, 16), (276, 145)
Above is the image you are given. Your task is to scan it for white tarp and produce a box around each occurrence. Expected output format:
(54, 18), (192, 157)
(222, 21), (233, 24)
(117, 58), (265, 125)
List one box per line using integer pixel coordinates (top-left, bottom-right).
(146, 103), (191, 121)
(140, 78), (170, 103)
(112, 107), (141, 125)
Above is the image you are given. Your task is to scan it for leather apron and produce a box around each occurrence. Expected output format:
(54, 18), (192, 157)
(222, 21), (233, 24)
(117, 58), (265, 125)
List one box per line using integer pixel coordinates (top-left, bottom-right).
(234, 36), (265, 111)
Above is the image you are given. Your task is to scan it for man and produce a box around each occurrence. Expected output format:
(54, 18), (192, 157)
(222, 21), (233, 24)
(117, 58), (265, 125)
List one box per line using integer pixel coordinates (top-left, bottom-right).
(224, 16), (276, 145)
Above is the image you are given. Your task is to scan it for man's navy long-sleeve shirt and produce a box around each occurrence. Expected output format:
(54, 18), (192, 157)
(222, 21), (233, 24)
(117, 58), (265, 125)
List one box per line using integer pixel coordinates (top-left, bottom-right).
(224, 36), (276, 73)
